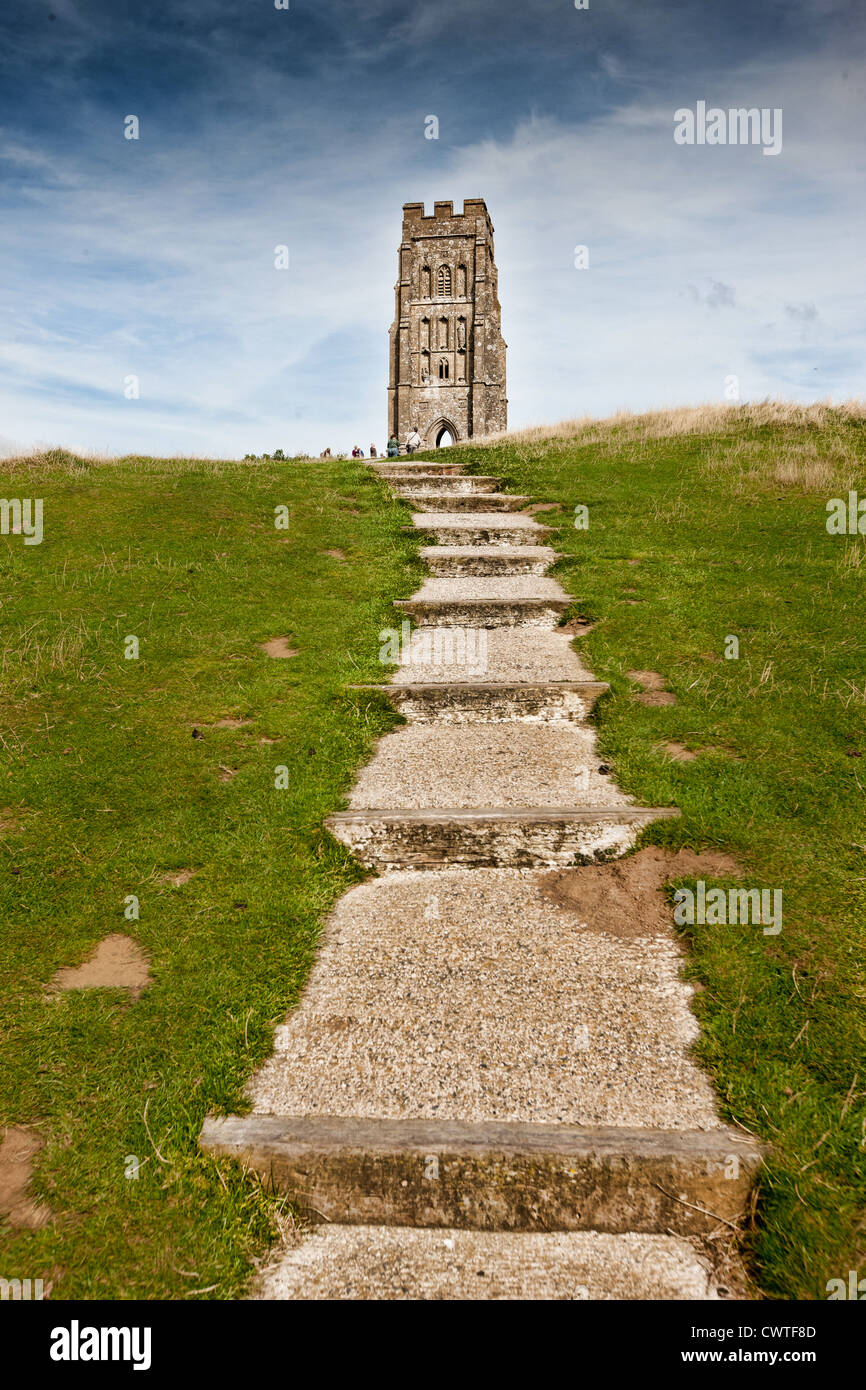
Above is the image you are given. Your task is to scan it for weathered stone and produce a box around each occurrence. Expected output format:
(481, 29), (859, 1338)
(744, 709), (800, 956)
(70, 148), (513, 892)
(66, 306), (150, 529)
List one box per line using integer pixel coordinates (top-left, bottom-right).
(200, 1114), (762, 1235)
(348, 681), (609, 723)
(324, 806), (680, 870)
(388, 199), (507, 447)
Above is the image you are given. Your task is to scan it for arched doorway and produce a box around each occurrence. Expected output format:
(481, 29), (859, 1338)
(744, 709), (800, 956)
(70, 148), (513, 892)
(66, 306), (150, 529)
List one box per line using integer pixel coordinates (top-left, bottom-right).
(436, 425), (456, 448)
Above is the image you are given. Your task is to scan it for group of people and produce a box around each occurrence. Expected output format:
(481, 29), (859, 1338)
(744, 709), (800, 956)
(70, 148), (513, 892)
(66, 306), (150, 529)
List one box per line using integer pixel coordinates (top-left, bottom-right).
(320, 427), (424, 460)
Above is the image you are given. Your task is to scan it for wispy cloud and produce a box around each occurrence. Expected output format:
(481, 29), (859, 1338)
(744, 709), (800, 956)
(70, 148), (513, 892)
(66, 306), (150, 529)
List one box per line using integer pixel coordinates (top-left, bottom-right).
(0, 1), (864, 456)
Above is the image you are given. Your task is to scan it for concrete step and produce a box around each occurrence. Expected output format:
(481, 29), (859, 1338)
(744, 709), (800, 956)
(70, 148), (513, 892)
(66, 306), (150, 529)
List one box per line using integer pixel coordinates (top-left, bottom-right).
(371, 461), (465, 476)
(325, 805), (679, 869)
(346, 722), (629, 811)
(348, 681), (609, 723)
(388, 475), (501, 495)
(389, 627), (594, 685)
(395, 597), (571, 628)
(252, 1226), (724, 1300)
(401, 492), (529, 512)
(200, 1113), (760, 1236)
(410, 514), (555, 546)
(421, 545), (559, 576)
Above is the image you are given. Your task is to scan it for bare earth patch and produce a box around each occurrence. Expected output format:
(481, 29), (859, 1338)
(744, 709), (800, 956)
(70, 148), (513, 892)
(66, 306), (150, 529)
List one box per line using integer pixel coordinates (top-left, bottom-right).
(214, 717), (252, 728)
(0, 807), (22, 837)
(321, 549), (346, 560)
(522, 502), (560, 515)
(47, 933), (151, 1001)
(659, 741), (698, 761)
(540, 847), (742, 940)
(218, 764), (238, 782)
(0, 1126), (51, 1229)
(627, 669), (678, 705)
(562, 617), (596, 636)
(260, 637), (299, 658)
(159, 869), (196, 888)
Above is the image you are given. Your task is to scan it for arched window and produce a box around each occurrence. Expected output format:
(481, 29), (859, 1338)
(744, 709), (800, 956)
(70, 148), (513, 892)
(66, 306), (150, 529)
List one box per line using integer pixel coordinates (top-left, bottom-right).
(438, 317), (448, 349)
(456, 265), (467, 296)
(420, 317), (430, 349)
(421, 266), (431, 297)
(420, 349), (430, 382)
(438, 358), (449, 380)
(437, 265), (452, 296)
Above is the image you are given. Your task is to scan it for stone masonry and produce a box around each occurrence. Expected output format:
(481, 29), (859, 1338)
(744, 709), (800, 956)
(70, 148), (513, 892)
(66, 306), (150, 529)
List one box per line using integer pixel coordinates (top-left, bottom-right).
(388, 199), (507, 448)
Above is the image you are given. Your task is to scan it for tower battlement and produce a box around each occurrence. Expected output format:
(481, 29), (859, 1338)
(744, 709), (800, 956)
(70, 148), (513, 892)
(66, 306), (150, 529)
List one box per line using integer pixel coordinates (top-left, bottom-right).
(388, 199), (507, 448)
(401, 199), (495, 239)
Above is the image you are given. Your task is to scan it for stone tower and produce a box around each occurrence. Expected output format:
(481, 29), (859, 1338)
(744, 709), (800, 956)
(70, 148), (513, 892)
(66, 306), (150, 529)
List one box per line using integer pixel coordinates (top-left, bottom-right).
(388, 199), (507, 448)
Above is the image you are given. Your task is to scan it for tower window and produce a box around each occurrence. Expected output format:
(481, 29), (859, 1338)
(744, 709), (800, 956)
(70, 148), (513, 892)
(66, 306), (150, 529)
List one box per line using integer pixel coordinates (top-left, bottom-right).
(438, 358), (449, 380)
(437, 265), (452, 296)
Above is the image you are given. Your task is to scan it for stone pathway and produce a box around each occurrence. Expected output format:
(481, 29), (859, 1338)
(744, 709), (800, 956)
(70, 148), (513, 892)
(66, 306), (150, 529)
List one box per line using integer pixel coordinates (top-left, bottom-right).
(201, 454), (762, 1299)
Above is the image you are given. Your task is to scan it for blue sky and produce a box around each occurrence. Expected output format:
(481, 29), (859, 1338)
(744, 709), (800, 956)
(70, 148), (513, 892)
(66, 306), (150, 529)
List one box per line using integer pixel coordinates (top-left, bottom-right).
(0, 0), (864, 457)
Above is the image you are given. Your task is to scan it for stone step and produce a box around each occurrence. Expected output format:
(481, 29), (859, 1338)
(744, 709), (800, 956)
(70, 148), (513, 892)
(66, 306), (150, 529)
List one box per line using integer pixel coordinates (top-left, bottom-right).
(371, 461), (465, 475)
(402, 492), (529, 512)
(252, 1226), (724, 1301)
(388, 475), (501, 495)
(348, 681), (609, 722)
(325, 805), (680, 869)
(410, 514), (555, 546)
(200, 1113), (761, 1236)
(421, 545), (560, 576)
(389, 627), (593, 685)
(394, 597), (571, 628)
(346, 722), (631, 812)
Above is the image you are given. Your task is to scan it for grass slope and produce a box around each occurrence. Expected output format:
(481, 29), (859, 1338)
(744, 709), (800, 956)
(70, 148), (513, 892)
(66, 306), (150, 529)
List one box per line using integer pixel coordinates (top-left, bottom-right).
(424, 401), (866, 1300)
(0, 451), (418, 1298)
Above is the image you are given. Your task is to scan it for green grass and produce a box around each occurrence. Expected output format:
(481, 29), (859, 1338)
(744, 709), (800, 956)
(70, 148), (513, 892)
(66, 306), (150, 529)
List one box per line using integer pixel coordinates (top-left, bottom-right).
(4, 405), (865, 1301)
(421, 401), (866, 1300)
(0, 450), (420, 1298)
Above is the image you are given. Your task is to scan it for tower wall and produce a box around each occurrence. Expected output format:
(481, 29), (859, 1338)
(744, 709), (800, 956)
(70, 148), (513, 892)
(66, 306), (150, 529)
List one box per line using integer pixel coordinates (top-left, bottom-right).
(388, 199), (507, 447)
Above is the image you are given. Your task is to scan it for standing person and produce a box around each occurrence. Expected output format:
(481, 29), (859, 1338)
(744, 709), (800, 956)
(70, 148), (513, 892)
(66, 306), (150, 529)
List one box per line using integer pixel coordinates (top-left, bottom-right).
(406, 426), (422, 453)
(387, 435), (399, 457)
(370, 443), (378, 458)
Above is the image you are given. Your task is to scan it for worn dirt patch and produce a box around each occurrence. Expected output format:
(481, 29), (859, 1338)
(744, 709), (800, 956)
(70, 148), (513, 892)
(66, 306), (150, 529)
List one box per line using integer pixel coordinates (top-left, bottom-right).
(218, 764), (237, 782)
(258, 735), (282, 744)
(0, 1126), (51, 1229)
(627, 670), (677, 705)
(260, 637), (299, 659)
(47, 934), (151, 1001)
(159, 869), (196, 888)
(540, 847), (743, 940)
(561, 618), (596, 637)
(627, 670), (666, 690)
(521, 502), (560, 516)
(658, 741), (698, 761)
(0, 807), (22, 836)
(700, 651), (722, 663)
(321, 548), (346, 560)
(627, 558), (641, 566)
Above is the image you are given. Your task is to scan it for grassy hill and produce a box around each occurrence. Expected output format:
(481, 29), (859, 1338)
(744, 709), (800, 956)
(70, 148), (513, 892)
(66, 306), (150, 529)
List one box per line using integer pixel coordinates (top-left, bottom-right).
(0, 451), (415, 1298)
(2, 401), (864, 1299)
(424, 401), (866, 1300)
